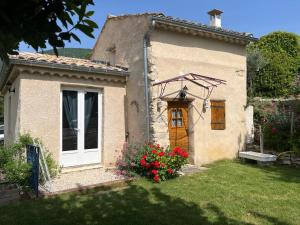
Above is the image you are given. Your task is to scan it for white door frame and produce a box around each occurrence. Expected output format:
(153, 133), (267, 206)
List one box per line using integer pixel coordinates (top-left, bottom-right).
(59, 88), (102, 167)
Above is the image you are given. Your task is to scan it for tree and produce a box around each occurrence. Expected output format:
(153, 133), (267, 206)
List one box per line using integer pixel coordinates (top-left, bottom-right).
(0, 0), (98, 62)
(246, 45), (268, 96)
(247, 32), (300, 97)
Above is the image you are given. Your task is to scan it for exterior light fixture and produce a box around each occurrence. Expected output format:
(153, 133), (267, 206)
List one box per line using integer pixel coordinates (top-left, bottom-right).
(203, 99), (209, 109)
(179, 85), (188, 100)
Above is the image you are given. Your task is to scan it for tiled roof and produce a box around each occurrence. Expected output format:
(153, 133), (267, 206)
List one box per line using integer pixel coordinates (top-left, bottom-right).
(106, 12), (257, 42)
(107, 12), (163, 20)
(152, 14), (256, 41)
(9, 52), (128, 75)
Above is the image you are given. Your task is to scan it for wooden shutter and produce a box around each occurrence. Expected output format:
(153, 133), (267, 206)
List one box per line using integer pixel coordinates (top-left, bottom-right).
(211, 100), (225, 130)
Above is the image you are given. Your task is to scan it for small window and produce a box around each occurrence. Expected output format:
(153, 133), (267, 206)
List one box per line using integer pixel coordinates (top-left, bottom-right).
(171, 109), (183, 128)
(211, 100), (225, 130)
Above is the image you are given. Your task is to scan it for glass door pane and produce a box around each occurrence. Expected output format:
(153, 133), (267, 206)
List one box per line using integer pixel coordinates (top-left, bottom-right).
(62, 90), (78, 151)
(84, 92), (98, 149)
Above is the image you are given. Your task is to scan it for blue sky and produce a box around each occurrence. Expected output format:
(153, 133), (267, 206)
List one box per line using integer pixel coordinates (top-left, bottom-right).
(20, 0), (300, 52)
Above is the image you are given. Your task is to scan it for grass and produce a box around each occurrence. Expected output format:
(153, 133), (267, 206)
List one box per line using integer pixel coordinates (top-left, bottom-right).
(0, 160), (299, 225)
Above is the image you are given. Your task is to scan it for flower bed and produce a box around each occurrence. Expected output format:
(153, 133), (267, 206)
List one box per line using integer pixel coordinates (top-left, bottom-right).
(116, 144), (188, 183)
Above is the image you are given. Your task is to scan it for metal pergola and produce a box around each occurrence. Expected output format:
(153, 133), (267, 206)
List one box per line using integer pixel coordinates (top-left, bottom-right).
(152, 73), (226, 100)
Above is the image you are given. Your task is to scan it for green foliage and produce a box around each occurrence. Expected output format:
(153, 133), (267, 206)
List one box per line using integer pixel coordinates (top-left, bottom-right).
(0, 133), (34, 189)
(253, 51), (298, 96)
(1, 161), (300, 225)
(256, 32), (299, 57)
(42, 48), (92, 59)
(253, 100), (300, 155)
(117, 144), (188, 182)
(0, 0), (98, 62)
(0, 133), (59, 190)
(247, 32), (300, 97)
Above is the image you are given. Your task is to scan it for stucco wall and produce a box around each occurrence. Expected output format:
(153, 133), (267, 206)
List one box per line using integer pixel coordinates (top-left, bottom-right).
(4, 76), (21, 144)
(149, 29), (248, 165)
(91, 15), (150, 144)
(4, 68), (126, 168)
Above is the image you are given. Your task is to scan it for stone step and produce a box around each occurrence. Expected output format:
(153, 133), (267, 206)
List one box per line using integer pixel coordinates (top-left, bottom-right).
(180, 164), (208, 175)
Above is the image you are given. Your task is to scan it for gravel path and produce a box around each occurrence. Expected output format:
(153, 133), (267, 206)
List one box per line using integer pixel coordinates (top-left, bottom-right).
(42, 168), (126, 194)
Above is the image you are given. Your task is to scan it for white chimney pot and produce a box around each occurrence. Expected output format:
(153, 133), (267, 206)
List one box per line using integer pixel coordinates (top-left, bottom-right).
(208, 9), (223, 28)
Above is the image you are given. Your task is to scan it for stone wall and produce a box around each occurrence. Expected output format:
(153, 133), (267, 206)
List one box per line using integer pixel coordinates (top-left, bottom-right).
(148, 29), (248, 165)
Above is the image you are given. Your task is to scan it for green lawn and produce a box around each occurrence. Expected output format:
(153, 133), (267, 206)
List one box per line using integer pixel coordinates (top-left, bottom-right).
(0, 160), (299, 225)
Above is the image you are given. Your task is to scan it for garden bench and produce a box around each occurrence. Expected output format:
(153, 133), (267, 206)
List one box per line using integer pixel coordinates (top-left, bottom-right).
(239, 151), (277, 165)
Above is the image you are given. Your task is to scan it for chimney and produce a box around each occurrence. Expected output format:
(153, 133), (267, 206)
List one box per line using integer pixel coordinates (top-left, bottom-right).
(208, 9), (223, 28)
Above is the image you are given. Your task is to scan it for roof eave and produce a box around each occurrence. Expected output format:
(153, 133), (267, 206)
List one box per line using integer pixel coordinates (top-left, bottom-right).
(0, 59), (129, 92)
(9, 59), (129, 76)
(151, 16), (258, 44)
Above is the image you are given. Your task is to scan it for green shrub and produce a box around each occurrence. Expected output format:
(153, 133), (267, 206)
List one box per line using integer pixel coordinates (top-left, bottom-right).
(253, 100), (300, 155)
(247, 32), (300, 97)
(117, 144), (188, 183)
(0, 133), (59, 190)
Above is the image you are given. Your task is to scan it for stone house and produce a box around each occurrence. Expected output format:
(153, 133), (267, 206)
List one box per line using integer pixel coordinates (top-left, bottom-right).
(0, 10), (256, 170)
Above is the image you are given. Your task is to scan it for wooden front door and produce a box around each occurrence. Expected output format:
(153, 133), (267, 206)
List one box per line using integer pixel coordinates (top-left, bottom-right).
(168, 101), (189, 151)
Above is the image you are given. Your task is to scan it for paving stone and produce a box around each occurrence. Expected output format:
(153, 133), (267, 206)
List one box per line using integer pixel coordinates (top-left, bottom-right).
(40, 168), (126, 195)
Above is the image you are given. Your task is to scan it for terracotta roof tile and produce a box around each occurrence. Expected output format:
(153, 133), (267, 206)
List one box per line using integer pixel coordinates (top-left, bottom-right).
(9, 52), (128, 73)
(106, 12), (256, 42)
(152, 14), (257, 41)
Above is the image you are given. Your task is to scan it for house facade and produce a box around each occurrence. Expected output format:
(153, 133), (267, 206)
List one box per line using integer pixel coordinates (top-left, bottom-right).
(1, 11), (256, 169)
(1, 53), (128, 168)
(91, 12), (256, 165)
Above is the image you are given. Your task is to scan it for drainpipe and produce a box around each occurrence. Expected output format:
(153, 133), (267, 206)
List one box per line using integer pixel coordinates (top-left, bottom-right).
(143, 35), (150, 142)
(143, 18), (156, 143)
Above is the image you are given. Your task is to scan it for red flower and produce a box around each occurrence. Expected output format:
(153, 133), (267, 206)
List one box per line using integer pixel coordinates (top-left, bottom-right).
(152, 150), (157, 154)
(182, 152), (188, 158)
(143, 154), (147, 159)
(140, 159), (146, 166)
(173, 147), (181, 153)
(153, 175), (159, 183)
(145, 163), (150, 169)
(150, 161), (160, 168)
(156, 144), (160, 149)
(152, 170), (158, 175)
(158, 152), (164, 157)
(168, 152), (175, 157)
(167, 168), (173, 174)
(161, 163), (165, 168)
(154, 161), (160, 168)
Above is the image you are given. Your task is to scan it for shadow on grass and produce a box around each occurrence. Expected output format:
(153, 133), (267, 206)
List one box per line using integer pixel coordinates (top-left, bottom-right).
(0, 184), (257, 225)
(240, 160), (300, 184)
(261, 165), (300, 183)
(249, 211), (291, 225)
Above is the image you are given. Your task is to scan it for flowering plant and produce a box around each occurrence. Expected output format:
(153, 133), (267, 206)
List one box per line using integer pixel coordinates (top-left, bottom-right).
(135, 144), (188, 183)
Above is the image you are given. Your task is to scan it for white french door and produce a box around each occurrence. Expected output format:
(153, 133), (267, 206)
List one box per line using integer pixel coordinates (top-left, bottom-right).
(60, 89), (102, 167)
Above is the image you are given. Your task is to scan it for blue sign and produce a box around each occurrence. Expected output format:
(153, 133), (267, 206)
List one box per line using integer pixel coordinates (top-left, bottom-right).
(26, 145), (40, 197)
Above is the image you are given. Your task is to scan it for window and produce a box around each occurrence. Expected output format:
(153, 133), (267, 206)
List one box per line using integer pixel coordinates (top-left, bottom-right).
(211, 100), (225, 130)
(171, 109), (183, 128)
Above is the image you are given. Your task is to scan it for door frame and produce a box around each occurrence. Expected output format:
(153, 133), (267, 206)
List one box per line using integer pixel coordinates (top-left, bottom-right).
(167, 100), (190, 152)
(59, 87), (103, 167)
